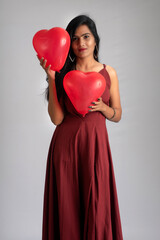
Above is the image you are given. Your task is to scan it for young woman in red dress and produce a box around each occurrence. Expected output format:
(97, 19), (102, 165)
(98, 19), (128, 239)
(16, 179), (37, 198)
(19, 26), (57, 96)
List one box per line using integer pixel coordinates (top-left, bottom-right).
(37, 15), (123, 240)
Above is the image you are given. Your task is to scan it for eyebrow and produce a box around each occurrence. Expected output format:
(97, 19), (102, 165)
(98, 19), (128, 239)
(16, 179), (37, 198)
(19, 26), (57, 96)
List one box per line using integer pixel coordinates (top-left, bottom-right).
(73, 33), (91, 37)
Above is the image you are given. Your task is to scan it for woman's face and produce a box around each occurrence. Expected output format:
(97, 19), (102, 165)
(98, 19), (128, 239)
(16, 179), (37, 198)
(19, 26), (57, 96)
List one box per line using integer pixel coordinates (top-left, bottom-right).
(71, 24), (96, 59)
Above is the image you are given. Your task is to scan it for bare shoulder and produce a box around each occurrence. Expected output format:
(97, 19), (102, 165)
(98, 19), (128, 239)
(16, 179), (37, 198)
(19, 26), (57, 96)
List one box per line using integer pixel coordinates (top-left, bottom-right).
(105, 65), (119, 86)
(106, 65), (118, 79)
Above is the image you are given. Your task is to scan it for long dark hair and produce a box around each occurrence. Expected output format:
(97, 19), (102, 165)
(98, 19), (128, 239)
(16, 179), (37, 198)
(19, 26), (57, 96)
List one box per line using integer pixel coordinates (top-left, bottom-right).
(46, 15), (100, 102)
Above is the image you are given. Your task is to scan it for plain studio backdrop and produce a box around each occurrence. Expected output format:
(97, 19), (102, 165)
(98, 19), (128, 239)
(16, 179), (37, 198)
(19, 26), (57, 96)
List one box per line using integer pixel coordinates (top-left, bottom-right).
(1, 0), (160, 239)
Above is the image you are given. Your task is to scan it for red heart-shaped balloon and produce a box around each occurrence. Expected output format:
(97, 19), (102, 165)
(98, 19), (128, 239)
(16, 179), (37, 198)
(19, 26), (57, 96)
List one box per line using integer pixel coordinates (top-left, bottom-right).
(32, 27), (70, 71)
(63, 70), (106, 117)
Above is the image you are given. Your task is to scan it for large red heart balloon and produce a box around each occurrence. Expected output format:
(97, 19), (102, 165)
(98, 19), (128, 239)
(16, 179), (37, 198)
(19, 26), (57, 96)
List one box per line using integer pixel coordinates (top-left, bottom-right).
(32, 27), (70, 71)
(63, 70), (106, 117)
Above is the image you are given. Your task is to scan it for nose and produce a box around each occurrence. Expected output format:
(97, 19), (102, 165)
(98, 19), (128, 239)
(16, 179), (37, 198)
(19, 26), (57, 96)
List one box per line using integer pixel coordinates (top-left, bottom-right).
(79, 37), (85, 47)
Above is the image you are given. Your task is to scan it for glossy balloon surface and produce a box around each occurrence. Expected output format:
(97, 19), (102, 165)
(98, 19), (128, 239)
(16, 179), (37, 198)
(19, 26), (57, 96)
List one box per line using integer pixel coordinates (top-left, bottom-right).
(32, 27), (70, 71)
(63, 70), (106, 117)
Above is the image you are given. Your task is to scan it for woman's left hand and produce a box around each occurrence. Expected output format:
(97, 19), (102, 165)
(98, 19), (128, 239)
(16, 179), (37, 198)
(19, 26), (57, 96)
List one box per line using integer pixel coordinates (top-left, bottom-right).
(88, 97), (107, 113)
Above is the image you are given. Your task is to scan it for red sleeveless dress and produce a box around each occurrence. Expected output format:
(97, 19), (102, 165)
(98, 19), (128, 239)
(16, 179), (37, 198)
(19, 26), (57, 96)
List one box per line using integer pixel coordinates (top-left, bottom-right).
(42, 64), (123, 240)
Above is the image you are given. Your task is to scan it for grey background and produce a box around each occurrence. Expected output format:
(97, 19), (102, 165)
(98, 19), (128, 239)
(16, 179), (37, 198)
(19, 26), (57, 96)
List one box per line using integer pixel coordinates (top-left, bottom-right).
(1, 0), (160, 239)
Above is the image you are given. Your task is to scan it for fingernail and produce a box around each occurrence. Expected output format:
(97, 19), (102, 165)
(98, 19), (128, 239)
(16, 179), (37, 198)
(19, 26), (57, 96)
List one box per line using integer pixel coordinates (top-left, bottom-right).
(91, 102), (95, 104)
(88, 106), (92, 108)
(88, 110), (91, 112)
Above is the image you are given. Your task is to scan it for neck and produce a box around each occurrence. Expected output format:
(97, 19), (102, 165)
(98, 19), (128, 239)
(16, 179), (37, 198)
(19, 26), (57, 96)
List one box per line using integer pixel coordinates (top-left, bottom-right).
(75, 56), (97, 72)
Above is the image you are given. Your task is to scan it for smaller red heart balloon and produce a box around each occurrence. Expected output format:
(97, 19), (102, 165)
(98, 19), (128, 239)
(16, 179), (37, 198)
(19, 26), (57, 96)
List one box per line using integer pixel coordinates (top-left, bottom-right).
(63, 70), (106, 117)
(32, 27), (70, 71)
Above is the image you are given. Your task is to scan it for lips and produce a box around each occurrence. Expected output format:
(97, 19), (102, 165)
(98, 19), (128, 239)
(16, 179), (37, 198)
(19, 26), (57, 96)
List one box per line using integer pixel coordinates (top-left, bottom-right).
(79, 48), (87, 52)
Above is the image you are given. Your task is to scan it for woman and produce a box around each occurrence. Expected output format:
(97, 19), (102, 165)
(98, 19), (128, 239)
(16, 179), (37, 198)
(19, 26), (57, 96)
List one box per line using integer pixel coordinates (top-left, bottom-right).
(38, 15), (123, 240)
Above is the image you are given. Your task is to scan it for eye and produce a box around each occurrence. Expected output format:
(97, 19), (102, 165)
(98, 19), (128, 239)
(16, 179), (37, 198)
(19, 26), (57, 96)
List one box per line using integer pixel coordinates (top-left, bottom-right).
(84, 35), (89, 39)
(72, 36), (78, 42)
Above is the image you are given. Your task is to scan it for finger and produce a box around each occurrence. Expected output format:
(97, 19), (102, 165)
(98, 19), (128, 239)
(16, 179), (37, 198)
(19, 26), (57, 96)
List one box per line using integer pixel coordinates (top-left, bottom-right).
(39, 57), (44, 65)
(42, 59), (47, 68)
(88, 105), (98, 109)
(46, 64), (51, 71)
(88, 107), (99, 112)
(91, 101), (100, 105)
(98, 97), (102, 101)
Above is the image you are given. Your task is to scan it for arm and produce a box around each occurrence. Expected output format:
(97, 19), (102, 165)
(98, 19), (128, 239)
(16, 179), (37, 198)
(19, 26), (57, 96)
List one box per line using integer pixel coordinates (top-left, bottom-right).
(38, 56), (65, 125)
(48, 77), (65, 125)
(89, 65), (122, 122)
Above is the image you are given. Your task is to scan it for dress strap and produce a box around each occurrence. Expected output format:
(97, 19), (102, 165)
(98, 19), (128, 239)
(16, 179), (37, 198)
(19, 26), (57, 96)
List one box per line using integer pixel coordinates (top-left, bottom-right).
(99, 64), (111, 89)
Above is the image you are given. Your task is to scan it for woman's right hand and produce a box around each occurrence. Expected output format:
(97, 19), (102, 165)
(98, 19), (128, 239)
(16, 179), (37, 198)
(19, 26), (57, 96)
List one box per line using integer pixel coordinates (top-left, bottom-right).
(37, 55), (55, 80)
